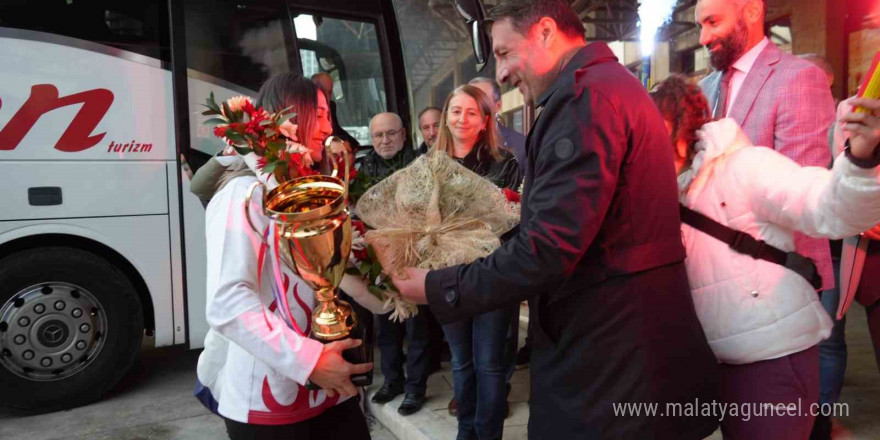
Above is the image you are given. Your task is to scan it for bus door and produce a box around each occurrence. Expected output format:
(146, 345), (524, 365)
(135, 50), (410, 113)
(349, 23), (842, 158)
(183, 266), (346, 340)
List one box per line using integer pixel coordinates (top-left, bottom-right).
(287, 0), (412, 149)
(179, 0), (411, 348)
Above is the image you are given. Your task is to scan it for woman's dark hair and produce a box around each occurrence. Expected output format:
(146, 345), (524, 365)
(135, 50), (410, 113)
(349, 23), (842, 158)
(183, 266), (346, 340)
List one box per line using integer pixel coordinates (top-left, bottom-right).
(650, 74), (711, 170)
(255, 72), (322, 145)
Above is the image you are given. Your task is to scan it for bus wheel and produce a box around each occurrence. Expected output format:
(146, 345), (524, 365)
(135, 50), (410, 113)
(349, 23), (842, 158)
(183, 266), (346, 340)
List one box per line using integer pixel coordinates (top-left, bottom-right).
(0, 247), (143, 410)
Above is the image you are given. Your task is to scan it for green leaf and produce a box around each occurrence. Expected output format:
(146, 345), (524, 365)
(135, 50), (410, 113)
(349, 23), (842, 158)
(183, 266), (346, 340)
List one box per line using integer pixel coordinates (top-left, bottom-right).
(261, 161), (278, 174)
(276, 161), (288, 178)
(385, 279), (400, 293)
(369, 263), (381, 282)
(367, 285), (385, 299)
(233, 146), (251, 156)
(221, 101), (233, 120)
(201, 108), (220, 116)
(205, 92), (222, 114)
(345, 267), (362, 276)
(264, 128), (276, 138)
(225, 130), (246, 144)
(358, 262), (372, 275)
(203, 118), (227, 126)
(266, 138), (286, 151)
(366, 245), (378, 262)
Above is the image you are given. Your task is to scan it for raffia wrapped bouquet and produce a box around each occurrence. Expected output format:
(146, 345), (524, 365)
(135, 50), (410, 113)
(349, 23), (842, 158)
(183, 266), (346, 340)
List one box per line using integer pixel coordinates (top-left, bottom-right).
(354, 150), (520, 319)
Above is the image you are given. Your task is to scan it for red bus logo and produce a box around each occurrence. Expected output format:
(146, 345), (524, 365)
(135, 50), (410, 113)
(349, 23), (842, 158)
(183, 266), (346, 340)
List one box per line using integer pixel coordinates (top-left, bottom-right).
(0, 84), (114, 152)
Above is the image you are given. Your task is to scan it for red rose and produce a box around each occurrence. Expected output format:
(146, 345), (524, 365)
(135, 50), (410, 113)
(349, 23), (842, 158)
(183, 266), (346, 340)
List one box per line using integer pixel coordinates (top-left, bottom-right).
(352, 220), (367, 235)
(353, 247), (369, 262)
(242, 100), (256, 116)
(502, 188), (521, 204)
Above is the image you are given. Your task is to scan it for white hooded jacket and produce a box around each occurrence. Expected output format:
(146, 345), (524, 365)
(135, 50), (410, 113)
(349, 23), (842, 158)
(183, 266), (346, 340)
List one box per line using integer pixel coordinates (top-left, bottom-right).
(679, 119), (880, 364)
(195, 175), (349, 425)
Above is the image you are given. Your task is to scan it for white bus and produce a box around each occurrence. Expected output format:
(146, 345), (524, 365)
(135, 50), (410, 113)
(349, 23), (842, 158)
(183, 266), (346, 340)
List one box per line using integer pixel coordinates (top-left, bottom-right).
(0, 0), (498, 410)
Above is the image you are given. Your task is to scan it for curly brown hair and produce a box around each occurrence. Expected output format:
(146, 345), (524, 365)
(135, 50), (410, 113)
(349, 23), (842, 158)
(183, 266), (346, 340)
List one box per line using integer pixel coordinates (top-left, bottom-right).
(650, 74), (711, 170)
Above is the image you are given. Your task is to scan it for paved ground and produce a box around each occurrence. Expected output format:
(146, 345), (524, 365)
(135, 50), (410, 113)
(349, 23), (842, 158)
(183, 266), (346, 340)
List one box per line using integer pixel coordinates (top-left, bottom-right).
(0, 340), (395, 440)
(1, 305), (877, 439)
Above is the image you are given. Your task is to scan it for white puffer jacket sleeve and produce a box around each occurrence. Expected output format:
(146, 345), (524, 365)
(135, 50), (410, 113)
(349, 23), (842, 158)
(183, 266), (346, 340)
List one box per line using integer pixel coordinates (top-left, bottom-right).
(703, 119), (880, 239)
(205, 176), (324, 386)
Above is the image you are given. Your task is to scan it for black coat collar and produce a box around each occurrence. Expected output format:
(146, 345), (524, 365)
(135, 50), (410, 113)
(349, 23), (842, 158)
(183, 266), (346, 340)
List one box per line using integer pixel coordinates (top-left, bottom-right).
(536, 42), (619, 108)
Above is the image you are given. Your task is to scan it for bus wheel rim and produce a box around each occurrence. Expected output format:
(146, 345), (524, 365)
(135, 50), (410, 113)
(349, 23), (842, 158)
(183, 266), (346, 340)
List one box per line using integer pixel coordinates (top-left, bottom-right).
(0, 282), (108, 381)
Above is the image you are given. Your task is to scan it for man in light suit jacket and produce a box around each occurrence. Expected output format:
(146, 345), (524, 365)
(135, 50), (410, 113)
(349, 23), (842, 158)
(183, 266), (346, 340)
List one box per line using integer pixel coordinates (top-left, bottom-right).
(697, 0), (836, 293)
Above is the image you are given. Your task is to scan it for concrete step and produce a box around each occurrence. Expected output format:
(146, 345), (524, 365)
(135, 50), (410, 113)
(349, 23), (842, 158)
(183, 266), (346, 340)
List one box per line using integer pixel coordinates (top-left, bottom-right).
(365, 365), (531, 440)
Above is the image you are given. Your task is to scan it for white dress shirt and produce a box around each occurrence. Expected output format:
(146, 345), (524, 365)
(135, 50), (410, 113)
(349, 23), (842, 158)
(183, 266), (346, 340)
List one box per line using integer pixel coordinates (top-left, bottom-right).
(725, 37), (770, 116)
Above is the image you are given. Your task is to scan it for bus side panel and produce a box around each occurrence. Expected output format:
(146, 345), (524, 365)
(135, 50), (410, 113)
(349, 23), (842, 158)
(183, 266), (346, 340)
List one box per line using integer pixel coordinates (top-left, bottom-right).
(166, 162), (209, 348)
(0, 161), (168, 221)
(0, 216), (175, 346)
(0, 34), (175, 162)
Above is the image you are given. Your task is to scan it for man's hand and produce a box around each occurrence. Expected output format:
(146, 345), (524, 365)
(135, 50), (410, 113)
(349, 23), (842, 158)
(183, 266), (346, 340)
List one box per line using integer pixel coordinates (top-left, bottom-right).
(842, 98), (880, 160)
(308, 339), (373, 398)
(392, 267), (429, 305)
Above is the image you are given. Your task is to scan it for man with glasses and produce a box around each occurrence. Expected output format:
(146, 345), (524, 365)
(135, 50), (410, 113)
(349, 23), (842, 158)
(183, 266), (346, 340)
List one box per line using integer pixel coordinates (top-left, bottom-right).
(360, 112), (418, 180)
(362, 112), (431, 416)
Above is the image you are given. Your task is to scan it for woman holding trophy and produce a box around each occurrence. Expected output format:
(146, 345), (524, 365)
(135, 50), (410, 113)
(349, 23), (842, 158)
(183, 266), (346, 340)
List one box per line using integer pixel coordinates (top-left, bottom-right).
(193, 73), (374, 440)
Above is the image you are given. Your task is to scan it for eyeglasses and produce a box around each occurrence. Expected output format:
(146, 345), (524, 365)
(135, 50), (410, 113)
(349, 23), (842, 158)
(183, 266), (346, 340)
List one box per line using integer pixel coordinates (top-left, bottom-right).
(371, 127), (404, 140)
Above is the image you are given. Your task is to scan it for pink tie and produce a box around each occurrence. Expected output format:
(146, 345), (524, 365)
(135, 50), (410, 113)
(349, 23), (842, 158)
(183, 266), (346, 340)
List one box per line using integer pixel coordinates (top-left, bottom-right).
(713, 70), (733, 119)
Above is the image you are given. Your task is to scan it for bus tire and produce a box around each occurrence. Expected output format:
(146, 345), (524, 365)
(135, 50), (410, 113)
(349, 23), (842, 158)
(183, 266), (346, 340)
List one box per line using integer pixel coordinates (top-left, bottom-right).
(0, 247), (144, 410)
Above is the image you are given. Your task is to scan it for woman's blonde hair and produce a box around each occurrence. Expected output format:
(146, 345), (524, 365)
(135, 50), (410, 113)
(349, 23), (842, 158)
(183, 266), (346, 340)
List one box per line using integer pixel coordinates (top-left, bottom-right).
(435, 85), (502, 161)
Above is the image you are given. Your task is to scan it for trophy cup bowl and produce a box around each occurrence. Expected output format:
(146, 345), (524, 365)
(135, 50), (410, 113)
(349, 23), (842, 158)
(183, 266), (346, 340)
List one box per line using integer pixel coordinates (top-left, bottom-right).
(265, 174), (354, 341)
(245, 137), (372, 387)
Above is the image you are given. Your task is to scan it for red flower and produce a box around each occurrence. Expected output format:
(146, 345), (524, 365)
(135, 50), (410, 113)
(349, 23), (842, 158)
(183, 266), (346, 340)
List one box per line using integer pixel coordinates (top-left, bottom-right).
(242, 100), (256, 116)
(353, 247), (369, 261)
(352, 220), (366, 235)
(502, 188), (521, 204)
(213, 125), (227, 138)
(256, 156), (268, 169)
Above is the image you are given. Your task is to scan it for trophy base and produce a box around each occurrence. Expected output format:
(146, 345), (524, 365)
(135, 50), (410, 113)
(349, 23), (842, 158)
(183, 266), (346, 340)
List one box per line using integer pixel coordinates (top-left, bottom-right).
(306, 310), (373, 390)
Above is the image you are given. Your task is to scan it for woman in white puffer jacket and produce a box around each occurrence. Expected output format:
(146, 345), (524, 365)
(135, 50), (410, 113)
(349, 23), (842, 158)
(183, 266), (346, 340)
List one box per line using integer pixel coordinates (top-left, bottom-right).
(651, 75), (880, 440)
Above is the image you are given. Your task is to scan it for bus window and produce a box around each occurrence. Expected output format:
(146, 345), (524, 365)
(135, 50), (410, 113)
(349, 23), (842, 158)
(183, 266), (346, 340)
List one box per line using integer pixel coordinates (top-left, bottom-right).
(184, 0), (297, 158)
(0, 0), (170, 62)
(292, 13), (387, 147)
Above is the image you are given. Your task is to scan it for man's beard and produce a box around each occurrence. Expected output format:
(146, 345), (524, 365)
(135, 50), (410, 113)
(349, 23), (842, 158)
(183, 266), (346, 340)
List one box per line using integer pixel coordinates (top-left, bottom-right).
(707, 20), (749, 71)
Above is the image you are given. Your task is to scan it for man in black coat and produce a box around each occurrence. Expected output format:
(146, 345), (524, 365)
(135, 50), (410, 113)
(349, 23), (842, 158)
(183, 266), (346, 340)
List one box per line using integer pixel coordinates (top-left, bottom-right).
(394, 1), (719, 438)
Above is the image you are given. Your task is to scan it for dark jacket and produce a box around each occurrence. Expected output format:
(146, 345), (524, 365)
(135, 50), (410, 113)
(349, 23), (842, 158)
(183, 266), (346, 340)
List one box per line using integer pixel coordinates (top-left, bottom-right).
(359, 145), (418, 181)
(498, 124), (526, 167)
(454, 142), (520, 191)
(425, 43), (718, 439)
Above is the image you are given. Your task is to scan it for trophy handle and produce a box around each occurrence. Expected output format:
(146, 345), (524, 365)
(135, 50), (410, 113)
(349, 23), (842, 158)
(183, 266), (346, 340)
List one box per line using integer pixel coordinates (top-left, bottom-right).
(346, 303), (358, 332)
(323, 136), (351, 201)
(244, 181), (268, 243)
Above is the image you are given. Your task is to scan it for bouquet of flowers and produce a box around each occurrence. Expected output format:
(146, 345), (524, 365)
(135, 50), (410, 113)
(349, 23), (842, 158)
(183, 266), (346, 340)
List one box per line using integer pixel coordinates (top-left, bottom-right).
(345, 218), (414, 321)
(352, 151), (520, 320)
(202, 92), (317, 182)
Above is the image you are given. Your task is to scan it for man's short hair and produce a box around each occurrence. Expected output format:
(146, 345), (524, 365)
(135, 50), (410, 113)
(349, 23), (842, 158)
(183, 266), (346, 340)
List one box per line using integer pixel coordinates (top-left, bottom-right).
(468, 77), (502, 104)
(418, 106), (441, 121)
(486, 0), (585, 40)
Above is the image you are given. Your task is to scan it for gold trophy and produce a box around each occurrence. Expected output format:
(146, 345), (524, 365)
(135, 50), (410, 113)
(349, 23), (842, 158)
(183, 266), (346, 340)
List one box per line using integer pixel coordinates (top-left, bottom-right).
(245, 136), (372, 387)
